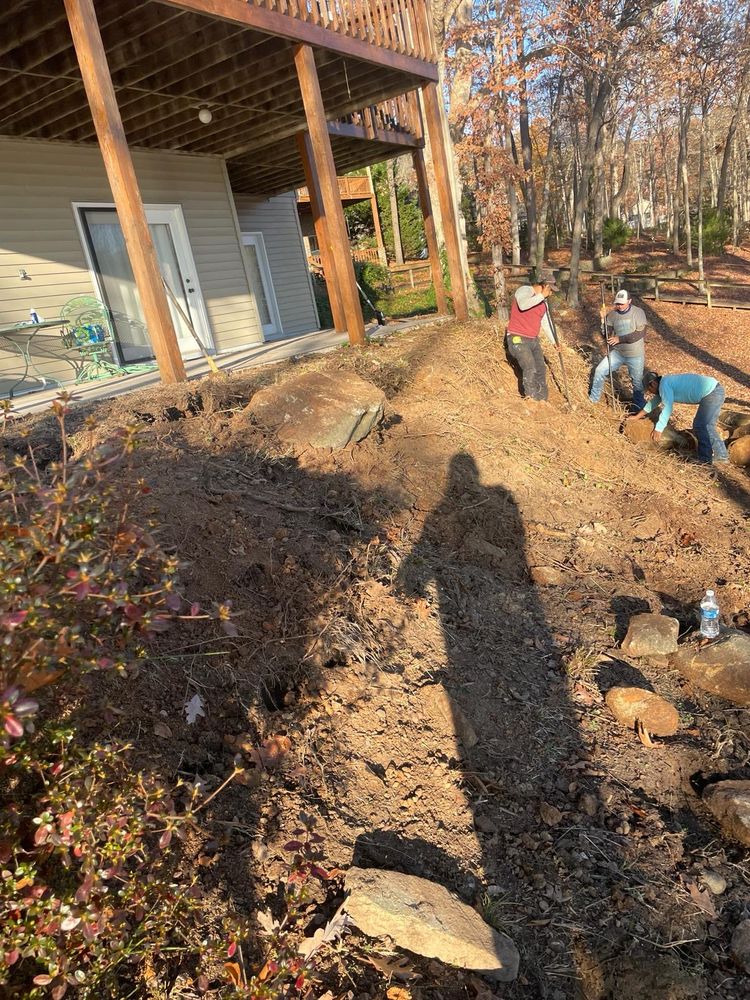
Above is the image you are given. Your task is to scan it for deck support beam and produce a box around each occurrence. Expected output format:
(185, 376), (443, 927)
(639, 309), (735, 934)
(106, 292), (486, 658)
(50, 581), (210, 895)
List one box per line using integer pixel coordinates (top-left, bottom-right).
(295, 44), (365, 346)
(412, 147), (448, 314)
(63, 0), (186, 383)
(421, 82), (468, 320)
(297, 132), (347, 333)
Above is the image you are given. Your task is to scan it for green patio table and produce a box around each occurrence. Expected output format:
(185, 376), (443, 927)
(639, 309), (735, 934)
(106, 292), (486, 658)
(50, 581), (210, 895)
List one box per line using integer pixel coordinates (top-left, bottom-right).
(0, 317), (134, 398)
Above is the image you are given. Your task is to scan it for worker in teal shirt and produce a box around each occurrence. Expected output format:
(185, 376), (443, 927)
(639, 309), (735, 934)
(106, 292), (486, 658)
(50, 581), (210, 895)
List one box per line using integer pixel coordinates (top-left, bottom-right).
(626, 370), (729, 465)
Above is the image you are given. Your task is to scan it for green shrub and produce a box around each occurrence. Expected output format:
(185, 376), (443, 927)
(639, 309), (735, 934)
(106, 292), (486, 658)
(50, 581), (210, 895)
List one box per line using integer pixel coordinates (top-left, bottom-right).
(691, 205), (731, 255)
(0, 398), (232, 998)
(603, 217), (632, 250)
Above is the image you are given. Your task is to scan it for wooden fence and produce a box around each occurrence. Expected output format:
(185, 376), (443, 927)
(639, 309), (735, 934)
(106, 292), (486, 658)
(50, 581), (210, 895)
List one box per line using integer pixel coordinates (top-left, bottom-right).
(467, 255), (750, 312)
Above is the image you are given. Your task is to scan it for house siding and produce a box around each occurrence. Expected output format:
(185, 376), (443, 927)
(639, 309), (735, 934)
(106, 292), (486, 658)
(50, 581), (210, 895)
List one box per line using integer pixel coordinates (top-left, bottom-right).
(0, 138), (262, 392)
(233, 193), (319, 337)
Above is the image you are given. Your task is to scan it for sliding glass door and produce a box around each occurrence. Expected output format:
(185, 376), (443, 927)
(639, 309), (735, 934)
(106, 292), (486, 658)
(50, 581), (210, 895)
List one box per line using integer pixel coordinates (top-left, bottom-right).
(78, 205), (212, 363)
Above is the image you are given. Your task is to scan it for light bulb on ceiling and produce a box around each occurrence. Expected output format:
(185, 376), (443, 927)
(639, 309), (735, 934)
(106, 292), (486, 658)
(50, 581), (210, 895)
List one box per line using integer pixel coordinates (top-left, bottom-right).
(198, 106), (213, 124)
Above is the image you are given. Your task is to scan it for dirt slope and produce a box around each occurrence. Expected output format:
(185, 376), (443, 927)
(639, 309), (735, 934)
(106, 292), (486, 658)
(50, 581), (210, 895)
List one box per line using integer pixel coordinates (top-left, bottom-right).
(6, 315), (750, 999)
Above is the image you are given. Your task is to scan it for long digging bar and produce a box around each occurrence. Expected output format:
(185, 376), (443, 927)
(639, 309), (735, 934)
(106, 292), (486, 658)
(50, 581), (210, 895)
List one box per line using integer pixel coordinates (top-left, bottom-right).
(600, 282), (616, 406)
(545, 301), (571, 408)
(161, 278), (220, 374)
(356, 280), (386, 326)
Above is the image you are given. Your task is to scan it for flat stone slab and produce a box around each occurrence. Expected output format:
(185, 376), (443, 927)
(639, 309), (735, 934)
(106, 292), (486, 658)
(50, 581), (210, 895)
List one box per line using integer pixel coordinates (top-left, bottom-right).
(246, 370), (385, 449)
(621, 613), (680, 657)
(344, 867), (519, 981)
(605, 686), (679, 736)
(671, 629), (750, 705)
(703, 780), (750, 847)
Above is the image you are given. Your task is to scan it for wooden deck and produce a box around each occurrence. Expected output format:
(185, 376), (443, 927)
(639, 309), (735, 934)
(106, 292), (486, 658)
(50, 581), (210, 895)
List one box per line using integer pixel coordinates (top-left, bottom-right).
(0, 0), (434, 197)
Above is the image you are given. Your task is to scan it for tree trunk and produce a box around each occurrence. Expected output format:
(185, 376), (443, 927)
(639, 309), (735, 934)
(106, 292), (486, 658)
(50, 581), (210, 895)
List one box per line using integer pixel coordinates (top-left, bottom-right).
(593, 143), (605, 258)
(611, 110), (637, 219)
(678, 103), (693, 265)
(387, 160), (404, 264)
(535, 78), (564, 267)
(492, 243), (508, 322)
(718, 62), (750, 215)
(698, 107), (706, 284)
(503, 119), (521, 265)
(568, 80), (611, 306)
(512, 0), (537, 268)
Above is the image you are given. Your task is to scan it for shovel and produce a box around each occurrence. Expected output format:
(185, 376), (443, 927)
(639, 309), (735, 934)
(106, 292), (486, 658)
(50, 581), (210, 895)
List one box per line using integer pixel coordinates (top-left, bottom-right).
(600, 283), (616, 405)
(545, 301), (572, 409)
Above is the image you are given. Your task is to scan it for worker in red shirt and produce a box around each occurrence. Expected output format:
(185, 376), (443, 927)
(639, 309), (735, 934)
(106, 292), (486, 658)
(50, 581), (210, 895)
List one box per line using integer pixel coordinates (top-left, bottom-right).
(505, 269), (560, 402)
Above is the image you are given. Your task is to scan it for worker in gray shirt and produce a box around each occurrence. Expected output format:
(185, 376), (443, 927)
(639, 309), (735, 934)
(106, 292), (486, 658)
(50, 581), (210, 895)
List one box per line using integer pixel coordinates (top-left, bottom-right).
(589, 288), (648, 409)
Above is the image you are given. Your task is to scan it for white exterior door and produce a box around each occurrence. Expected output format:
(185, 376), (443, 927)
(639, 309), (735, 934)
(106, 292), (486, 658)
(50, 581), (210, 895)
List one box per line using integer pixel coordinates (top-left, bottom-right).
(242, 232), (281, 338)
(77, 204), (213, 363)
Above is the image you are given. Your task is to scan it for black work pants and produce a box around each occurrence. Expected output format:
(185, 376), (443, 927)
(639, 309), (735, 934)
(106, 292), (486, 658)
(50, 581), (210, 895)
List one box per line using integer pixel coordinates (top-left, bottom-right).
(506, 334), (548, 400)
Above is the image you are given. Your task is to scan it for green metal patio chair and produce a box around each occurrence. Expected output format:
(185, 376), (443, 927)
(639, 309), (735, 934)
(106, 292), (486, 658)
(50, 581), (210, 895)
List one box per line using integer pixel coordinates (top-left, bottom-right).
(60, 295), (129, 382)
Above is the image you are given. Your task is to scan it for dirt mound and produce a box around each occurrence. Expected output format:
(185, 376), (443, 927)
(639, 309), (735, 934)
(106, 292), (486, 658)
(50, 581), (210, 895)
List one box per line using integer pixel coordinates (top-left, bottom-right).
(7, 316), (750, 998)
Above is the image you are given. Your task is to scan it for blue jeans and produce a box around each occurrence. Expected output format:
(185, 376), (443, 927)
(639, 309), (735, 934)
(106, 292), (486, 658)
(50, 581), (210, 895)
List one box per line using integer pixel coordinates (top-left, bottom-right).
(693, 383), (728, 463)
(589, 349), (645, 408)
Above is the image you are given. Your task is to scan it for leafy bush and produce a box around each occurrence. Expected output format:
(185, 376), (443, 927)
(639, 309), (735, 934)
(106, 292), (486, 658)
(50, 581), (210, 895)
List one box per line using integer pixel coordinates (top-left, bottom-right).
(691, 205), (731, 255)
(221, 816), (349, 997)
(0, 398), (231, 998)
(602, 217), (632, 250)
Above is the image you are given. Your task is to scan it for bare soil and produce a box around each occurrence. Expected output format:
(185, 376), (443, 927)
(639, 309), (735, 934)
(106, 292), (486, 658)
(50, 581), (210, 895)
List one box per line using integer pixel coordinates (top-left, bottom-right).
(5, 305), (750, 1000)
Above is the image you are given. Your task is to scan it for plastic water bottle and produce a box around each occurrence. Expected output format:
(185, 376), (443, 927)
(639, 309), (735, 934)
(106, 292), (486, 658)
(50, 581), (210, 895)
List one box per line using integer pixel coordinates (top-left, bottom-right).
(29, 309), (40, 324)
(699, 589), (720, 639)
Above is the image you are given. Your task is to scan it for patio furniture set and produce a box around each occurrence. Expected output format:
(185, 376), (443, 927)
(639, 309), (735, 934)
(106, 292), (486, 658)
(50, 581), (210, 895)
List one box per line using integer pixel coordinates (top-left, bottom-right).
(0, 296), (151, 398)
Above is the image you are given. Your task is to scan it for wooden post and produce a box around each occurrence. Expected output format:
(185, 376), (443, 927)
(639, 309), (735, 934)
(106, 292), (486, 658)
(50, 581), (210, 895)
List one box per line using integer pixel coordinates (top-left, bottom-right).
(297, 132), (347, 333)
(412, 146), (448, 314)
(655, 277), (660, 301)
(294, 44), (365, 346)
(420, 83), (468, 320)
(63, 0), (185, 383)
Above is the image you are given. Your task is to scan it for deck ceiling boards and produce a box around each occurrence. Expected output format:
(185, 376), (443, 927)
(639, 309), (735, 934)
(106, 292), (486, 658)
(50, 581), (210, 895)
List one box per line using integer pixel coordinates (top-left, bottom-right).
(227, 134), (408, 196)
(0, 0), (423, 160)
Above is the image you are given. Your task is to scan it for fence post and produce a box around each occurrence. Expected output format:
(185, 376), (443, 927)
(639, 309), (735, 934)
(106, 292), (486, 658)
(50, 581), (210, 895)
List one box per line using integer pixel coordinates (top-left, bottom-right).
(654, 278), (660, 301)
(707, 283), (712, 308)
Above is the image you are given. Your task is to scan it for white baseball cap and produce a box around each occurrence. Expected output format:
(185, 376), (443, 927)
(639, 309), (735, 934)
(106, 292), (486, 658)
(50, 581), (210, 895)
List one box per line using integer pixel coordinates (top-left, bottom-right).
(614, 289), (630, 305)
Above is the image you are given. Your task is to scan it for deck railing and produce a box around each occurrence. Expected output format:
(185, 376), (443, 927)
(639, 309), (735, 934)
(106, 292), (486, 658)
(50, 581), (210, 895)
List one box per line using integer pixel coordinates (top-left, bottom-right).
(257, 0), (436, 61)
(340, 91), (422, 139)
(297, 174), (373, 203)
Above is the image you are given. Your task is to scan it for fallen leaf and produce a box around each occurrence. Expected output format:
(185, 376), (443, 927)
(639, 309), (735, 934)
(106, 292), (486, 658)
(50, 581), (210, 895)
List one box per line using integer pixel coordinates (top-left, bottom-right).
(635, 718), (654, 747)
(539, 801), (563, 826)
(250, 734), (292, 770)
(224, 962), (242, 987)
(686, 878), (718, 919)
(153, 721), (173, 739)
(185, 692), (206, 725)
(367, 953), (420, 982)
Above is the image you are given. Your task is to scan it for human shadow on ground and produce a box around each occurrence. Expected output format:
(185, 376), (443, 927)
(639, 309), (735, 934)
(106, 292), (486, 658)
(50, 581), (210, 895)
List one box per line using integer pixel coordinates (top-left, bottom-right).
(393, 452), (685, 999)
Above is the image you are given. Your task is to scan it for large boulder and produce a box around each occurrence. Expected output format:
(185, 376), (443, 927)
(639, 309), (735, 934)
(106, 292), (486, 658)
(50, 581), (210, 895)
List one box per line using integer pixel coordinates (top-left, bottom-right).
(728, 435), (750, 467)
(623, 419), (693, 451)
(702, 780), (750, 847)
(621, 613), (680, 657)
(671, 630), (750, 705)
(605, 687), (679, 736)
(246, 371), (385, 449)
(344, 867), (519, 981)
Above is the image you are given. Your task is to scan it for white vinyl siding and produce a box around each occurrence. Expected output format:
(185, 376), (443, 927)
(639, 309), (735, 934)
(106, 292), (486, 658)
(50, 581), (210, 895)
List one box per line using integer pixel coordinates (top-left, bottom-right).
(233, 193), (319, 337)
(0, 138), (261, 392)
